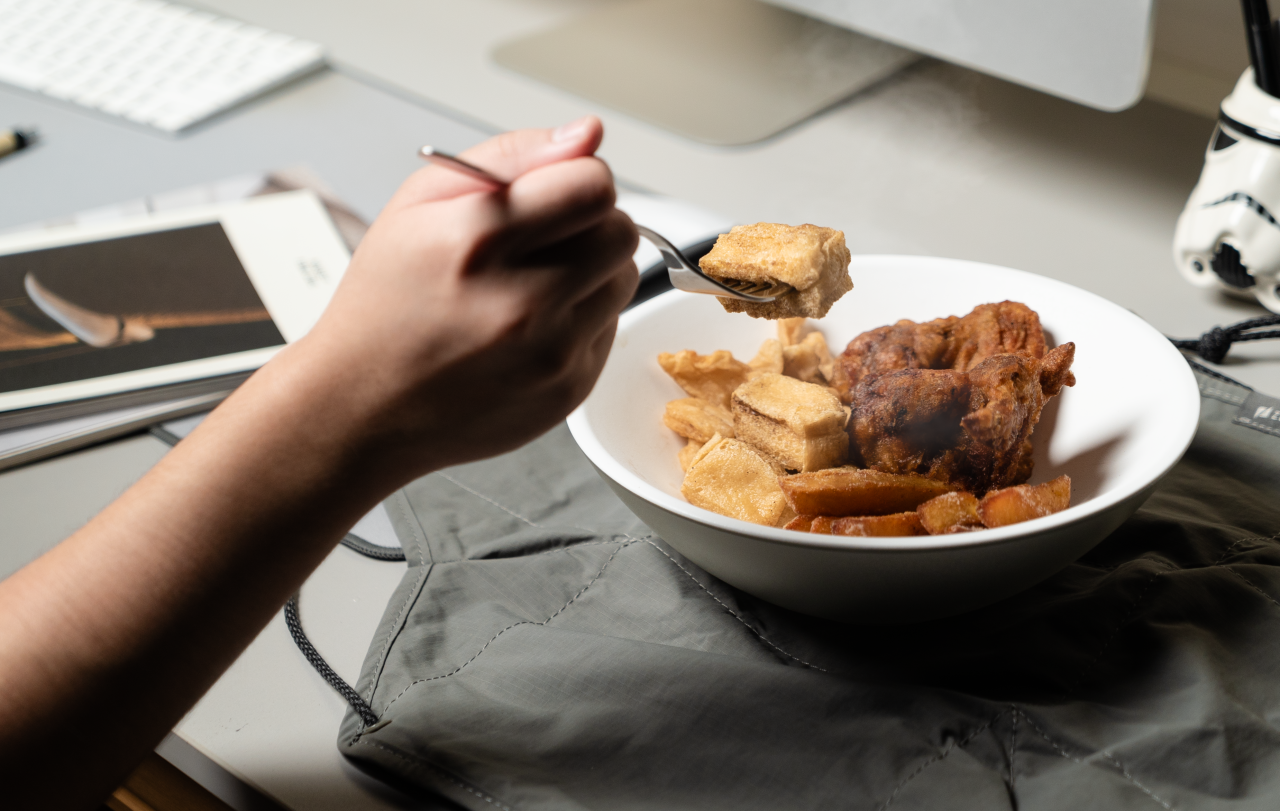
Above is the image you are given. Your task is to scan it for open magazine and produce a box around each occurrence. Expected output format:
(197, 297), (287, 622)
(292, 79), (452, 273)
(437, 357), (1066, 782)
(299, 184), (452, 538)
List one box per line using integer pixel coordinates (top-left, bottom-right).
(0, 171), (363, 469)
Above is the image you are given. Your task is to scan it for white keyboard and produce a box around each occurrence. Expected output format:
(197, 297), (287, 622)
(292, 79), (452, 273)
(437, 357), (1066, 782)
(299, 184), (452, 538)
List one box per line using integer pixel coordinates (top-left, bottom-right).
(0, 0), (325, 133)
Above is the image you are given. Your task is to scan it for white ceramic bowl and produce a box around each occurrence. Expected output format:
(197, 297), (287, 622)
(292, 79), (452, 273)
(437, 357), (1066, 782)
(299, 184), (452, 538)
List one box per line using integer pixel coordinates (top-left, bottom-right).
(567, 256), (1201, 623)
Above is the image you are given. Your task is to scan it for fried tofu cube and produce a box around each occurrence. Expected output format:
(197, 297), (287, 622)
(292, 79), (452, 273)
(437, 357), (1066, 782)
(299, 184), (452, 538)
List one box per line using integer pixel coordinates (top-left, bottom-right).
(809, 512), (927, 537)
(681, 434), (789, 526)
(678, 438), (706, 472)
(783, 331), (835, 385)
(778, 467), (955, 516)
(777, 317), (811, 347)
(731, 373), (848, 472)
(748, 338), (785, 377)
(977, 475), (1071, 528)
(658, 350), (750, 409)
(916, 491), (983, 535)
(699, 223), (853, 320)
(663, 398), (735, 444)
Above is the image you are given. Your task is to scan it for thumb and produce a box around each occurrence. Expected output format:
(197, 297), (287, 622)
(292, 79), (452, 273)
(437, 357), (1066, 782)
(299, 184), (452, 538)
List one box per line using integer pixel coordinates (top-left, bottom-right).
(391, 116), (604, 207)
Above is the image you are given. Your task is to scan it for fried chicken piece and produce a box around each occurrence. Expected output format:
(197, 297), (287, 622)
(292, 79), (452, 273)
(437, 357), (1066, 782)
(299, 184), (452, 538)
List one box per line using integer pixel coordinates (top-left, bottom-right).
(943, 301), (1047, 372)
(958, 343), (1075, 492)
(831, 301), (1047, 402)
(847, 369), (971, 478)
(830, 317), (957, 400)
(846, 344), (1075, 494)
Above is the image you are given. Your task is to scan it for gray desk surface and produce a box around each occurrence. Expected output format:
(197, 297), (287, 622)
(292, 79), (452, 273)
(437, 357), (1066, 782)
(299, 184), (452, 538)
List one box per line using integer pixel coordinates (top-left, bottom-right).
(3, 1), (1280, 809)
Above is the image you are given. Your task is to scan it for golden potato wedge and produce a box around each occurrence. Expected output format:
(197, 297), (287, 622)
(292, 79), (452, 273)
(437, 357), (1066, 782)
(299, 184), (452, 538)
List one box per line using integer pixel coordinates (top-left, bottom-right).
(732, 373), (848, 472)
(681, 434), (790, 526)
(783, 514), (815, 532)
(977, 475), (1071, 528)
(678, 438), (706, 472)
(916, 491), (983, 535)
(663, 397), (735, 443)
(809, 512), (927, 537)
(657, 350), (750, 409)
(779, 467), (956, 516)
(748, 338), (785, 377)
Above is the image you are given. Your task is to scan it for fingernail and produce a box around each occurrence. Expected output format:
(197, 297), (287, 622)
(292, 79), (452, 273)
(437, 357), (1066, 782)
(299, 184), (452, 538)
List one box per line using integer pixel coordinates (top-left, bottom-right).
(552, 116), (591, 143)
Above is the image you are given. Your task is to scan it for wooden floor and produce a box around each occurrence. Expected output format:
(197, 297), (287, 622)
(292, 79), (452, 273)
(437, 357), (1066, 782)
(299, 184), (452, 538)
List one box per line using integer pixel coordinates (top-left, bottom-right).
(102, 752), (233, 811)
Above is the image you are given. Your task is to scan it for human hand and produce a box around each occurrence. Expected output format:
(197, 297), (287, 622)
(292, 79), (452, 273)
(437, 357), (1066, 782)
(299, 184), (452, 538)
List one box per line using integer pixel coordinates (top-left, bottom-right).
(281, 116), (638, 483)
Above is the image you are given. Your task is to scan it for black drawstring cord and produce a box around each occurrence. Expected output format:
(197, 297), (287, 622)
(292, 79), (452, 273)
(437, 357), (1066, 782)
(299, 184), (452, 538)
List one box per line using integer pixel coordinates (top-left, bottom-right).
(1169, 315), (1280, 364)
(339, 532), (407, 561)
(284, 535), (405, 729)
(284, 592), (380, 727)
(1181, 355), (1254, 390)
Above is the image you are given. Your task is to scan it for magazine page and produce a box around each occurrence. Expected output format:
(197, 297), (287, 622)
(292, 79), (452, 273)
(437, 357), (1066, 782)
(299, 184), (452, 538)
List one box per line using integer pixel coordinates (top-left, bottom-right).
(0, 192), (349, 416)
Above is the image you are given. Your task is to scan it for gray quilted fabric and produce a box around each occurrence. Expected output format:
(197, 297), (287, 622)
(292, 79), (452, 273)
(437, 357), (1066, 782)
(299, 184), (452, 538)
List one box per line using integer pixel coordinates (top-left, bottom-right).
(338, 370), (1280, 811)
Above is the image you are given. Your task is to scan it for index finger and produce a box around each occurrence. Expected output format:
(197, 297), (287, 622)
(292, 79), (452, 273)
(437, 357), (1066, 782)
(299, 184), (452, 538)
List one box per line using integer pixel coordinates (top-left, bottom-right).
(387, 116), (605, 210)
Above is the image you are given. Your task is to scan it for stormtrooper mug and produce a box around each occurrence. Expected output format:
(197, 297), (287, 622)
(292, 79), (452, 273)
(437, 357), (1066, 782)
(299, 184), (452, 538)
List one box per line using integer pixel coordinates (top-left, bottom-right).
(1174, 67), (1280, 314)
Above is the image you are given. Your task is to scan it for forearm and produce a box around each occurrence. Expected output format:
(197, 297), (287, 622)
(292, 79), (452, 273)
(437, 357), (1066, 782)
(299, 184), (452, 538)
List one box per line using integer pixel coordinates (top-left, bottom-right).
(0, 339), (391, 808)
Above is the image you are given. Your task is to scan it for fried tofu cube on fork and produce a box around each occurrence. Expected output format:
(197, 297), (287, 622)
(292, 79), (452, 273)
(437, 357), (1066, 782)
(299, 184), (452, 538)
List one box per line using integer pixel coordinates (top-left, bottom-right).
(681, 434), (791, 526)
(699, 223), (853, 320)
(731, 373), (849, 472)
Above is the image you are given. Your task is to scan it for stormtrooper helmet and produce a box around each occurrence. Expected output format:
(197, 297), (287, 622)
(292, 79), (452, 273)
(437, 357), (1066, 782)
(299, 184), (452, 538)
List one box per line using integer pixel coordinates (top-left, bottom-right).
(1174, 68), (1280, 313)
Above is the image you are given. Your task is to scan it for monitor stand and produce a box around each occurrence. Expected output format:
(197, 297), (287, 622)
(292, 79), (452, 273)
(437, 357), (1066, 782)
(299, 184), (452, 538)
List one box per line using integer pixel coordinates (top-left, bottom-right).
(493, 0), (918, 146)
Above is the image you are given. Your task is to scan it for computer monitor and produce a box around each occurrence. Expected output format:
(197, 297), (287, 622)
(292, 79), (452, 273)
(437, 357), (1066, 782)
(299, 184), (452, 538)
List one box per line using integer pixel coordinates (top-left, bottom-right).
(494, 0), (1157, 146)
(771, 0), (1154, 111)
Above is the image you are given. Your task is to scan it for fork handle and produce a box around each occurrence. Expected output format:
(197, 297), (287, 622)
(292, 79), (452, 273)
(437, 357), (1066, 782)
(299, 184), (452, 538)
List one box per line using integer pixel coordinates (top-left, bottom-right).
(636, 226), (775, 302)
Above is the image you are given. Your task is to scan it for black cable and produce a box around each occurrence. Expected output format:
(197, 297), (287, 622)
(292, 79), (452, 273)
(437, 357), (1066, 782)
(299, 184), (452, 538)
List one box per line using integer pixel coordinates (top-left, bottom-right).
(284, 593), (380, 727)
(339, 533), (406, 561)
(285, 530), (406, 728)
(1168, 314), (1280, 364)
(1181, 355), (1255, 390)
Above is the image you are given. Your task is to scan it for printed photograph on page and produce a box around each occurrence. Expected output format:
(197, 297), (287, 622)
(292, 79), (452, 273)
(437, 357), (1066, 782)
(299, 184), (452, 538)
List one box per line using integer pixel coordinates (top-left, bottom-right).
(0, 224), (283, 394)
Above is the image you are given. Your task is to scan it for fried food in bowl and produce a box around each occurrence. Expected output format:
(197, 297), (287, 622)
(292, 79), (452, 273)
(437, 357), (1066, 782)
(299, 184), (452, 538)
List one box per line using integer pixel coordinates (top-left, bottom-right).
(567, 256), (1200, 622)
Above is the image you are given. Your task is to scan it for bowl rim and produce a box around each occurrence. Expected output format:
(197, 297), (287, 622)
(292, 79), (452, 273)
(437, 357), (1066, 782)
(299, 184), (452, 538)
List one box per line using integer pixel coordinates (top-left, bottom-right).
(568, 255), (1202, 554)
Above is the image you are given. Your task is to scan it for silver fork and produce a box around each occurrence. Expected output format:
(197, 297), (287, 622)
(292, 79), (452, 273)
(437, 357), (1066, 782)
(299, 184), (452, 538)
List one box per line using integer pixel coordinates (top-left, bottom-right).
(420, 146), (786, 302)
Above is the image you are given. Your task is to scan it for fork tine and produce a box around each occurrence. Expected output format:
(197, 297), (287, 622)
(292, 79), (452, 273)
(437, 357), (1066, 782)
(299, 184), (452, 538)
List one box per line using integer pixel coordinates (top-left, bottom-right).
(634, 224), (783, 302)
